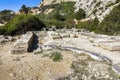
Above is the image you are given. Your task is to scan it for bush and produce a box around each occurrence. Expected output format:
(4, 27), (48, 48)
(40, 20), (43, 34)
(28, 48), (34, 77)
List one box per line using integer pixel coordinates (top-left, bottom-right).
(35, 14), (47, 20)
(98, 4), (120, 35)
(0, 26), (5, 34)
(19, 5), (30, 14)
(75, 9), (86, 20)
(115, 0), (120, 3)
(77, 4), (120, 35)
(53, 12), (65, 21)
(44, 19), (64, 29)
(4, 14), (45, 35)
(64, 19), (75, 29)
(50, 52), (63, 62)
(77, 18), (99, 31)
(46, 2), (76, 20)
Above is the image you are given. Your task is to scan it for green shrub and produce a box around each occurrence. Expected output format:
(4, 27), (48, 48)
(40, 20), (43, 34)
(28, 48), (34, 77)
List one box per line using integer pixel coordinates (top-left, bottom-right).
(75, 9), (86, 20)
(19, 5), (30, 14)
(77, 4), (120, 35)
(0, 26), (5, 34)
(4, 14), (45, 35)
(53, 12), (65, 21)
(77, 17), (99, 31)
(34, 2), (85, 29)
(115, 0), (120, 3)
(95, 2), (102, 8)
(44, 19), (64, 29)
(64, 19), (75, 29)
(46, 2), (76, 20)
(36, 14), (47, 20)
(98, 4), (120, 35)
(50, 52), (63, 62)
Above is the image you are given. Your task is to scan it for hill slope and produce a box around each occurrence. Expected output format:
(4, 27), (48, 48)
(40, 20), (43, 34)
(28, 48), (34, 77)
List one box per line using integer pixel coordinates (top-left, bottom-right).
(75, 0), (120, 22)
(39, 0), (76, 6)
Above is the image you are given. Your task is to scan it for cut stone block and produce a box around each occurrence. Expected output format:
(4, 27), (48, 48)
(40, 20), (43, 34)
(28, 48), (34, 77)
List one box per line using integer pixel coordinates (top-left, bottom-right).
(60, 33), (70, 38)
(70, 33), (78, 38)
(100, 42), (120, 51)
(93, 39), (115, 46)
(11, 32), (34, 54)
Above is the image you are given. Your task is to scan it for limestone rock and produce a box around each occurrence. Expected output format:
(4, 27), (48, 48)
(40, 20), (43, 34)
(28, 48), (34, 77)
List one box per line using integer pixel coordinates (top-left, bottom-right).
(75, 0), (120, 22)
(39, 0), (77, 6)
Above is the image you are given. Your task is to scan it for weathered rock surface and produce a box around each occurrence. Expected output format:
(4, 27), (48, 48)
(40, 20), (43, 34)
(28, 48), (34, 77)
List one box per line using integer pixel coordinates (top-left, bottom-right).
(75, 0), (120, 22)
(39, 0), (76, 6)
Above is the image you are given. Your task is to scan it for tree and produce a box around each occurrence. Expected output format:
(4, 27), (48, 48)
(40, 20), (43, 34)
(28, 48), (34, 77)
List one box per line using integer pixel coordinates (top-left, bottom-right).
(4, 14), (46, 35)
(19, 5), (30, 14)
(75, 9), (86, 20)
(54, 12), (65, 21)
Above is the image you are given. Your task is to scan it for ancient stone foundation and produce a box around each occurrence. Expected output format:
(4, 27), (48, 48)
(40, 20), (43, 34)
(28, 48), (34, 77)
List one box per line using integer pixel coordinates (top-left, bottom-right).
(11, 32), (34, 54)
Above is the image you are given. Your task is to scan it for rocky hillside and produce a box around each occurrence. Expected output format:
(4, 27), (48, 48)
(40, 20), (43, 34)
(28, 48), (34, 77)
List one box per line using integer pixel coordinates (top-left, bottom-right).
(75, 0), (120, 22)
(39, 0), (76, 6)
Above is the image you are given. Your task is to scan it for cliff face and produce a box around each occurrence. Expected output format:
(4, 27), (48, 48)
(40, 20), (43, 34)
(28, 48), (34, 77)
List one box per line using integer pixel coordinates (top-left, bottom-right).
(39, 0), (76, 6)
(75, 0), (120, 22)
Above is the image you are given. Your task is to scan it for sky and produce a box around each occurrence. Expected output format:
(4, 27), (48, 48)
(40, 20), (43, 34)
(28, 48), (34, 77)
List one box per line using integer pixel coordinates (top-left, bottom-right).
(0, 0), (42, 12)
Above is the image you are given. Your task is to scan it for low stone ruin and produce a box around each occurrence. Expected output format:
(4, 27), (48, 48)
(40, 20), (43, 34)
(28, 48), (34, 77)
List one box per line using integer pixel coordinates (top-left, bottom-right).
(93, 38), (115, 46)
(100, 42), (120, 51)
(11, 32), (34, 54)
(47, 31), (62, 39)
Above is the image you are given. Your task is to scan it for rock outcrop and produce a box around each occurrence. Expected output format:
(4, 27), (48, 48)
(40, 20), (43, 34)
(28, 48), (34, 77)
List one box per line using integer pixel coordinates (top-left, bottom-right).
(75, 0), (120, 22)
(39, 0), (76, 6)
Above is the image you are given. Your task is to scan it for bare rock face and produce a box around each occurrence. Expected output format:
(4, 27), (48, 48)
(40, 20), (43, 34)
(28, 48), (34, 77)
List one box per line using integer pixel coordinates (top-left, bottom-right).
(39, 0), (76, 6)
(75, 0), (119, 22)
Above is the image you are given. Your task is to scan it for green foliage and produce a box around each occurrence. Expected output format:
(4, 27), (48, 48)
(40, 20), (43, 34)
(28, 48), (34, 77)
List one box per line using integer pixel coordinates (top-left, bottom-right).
(115, 0), (120, 3)
(75, 9), (86, 20)
(77, 4), (120, 35)
(37, 2), (79, 29)
(92, 9), (97, 14)
(98, 4), (120, 35)
(58, 2), (76, 19)
(19, 5), (30, 14)
(50, 52), (63, 62)
(77, 21), (88, 30)
(37, 2), (86, 29)
(44, 19), (63, 29)
(0, 10), (15, 23)
(95, 2), (102, 8)
(35, 14), (47, 20)
(77, 17), (99, 31)
(106, 3), (115, 7)
(64, 19), (75, 29)
(4, 14), (45, 35)
(47, 2), (76, 20)
(53, 12), (65, 21)
(0, 26), (5, 34)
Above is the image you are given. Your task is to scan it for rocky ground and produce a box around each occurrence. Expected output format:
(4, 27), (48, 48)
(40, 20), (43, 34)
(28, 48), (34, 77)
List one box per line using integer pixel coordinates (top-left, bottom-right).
(58, 53), (120, 80)
(0, 42), (120, 80)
